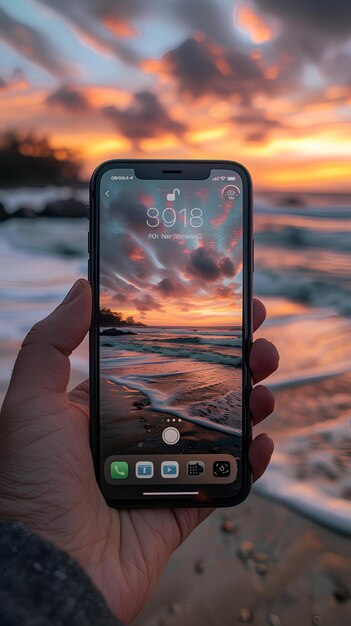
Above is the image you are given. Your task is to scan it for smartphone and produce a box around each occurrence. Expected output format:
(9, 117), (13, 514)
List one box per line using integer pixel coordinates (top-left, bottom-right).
(89, 160), (253, 508)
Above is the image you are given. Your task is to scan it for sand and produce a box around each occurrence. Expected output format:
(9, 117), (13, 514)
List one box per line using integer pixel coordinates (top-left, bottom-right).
(132, 493), (351, 626)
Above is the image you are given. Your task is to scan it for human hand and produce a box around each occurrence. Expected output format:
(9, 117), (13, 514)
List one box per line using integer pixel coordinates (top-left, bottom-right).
(0, 279), (279, 624)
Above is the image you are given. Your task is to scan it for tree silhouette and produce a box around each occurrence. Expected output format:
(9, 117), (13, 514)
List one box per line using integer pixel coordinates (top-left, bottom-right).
(0, 131), (82, 187)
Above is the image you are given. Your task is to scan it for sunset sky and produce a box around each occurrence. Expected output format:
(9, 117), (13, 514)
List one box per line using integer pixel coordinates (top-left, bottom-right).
(99, 175), (243, 326)
(0, 0), (350, 191)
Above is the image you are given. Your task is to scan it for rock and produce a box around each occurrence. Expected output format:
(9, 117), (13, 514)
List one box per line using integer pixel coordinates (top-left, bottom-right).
(238, 607), (253, 622)
(133, 401), (147, 409)
(253, 551), (269, 563)
(194, 558), (205, 574)
(41, 198), (86, 218)
(267, 614), (281, 625)
(332, 585), (349, 603)
(169, 602), (182, 615)
(255, 562), (268, 576)
(100, 328), (136, 336)
(13, 206), (37, 218)
(280, 195), (305, 207)
(221, 519), (237, 534)
(237, 541), (254, 560)
(0, 203), (9, 222)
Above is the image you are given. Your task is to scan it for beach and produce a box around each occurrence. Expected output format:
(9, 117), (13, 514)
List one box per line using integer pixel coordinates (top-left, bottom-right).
(133, 491), (351, 626)
(0, 190), (350, 624)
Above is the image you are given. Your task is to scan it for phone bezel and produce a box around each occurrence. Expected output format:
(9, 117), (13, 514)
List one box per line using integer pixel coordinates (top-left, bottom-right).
(89, 159), (253, 508)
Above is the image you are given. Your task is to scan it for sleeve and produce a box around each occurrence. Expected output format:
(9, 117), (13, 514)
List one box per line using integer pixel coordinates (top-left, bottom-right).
(0, 521), (124, 626)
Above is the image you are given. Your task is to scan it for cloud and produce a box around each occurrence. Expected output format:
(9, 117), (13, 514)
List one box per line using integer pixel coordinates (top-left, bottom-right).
(254, 0), (351, 43)
(216, 285), (234, 299)
(218, 256), (235, 277)
(37, 0), (141, 64)
(161, 37), (269, 102)
(46, 85), (90, 111)
(187, 246), (237, 282)
(108, 191), (150, 232)
(233, 109), (287, 142)
(0, 7), (73, 78)
(175, 0), (241, 47)
(103, 91), (186, 142)
(155, 277), (187, 298)
(133, 293), (162, 312)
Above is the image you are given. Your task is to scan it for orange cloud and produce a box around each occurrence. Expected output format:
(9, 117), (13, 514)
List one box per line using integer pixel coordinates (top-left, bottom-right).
(236, 5), (275, 43)
(102, 17), (137, 38)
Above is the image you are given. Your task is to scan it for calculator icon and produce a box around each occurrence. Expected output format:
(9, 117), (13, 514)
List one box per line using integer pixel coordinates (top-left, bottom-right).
(187, 461), (205, 476)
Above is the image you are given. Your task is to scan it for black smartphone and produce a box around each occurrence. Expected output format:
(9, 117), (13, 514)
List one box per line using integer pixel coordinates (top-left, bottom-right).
(89, 160), (253, 508)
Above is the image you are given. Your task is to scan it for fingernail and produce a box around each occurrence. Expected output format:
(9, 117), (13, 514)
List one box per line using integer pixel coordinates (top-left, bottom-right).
(62, 280), (84, 304)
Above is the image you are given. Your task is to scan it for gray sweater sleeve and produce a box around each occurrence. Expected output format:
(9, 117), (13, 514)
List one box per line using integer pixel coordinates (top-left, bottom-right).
(0, 521), (124, 626)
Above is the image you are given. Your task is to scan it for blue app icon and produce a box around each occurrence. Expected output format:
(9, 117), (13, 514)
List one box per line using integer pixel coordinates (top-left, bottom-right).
(161, 461), (179, 478)
(136, 461), (154, 478)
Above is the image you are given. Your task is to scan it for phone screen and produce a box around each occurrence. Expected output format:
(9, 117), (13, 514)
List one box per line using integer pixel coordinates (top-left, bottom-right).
(96, 166), (247, 500)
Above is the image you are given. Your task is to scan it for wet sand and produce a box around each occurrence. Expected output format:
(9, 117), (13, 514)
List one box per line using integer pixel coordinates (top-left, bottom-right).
(100, 377), (241, 459)
(133, 493), (351, 626)
(131, 372), (351, 626)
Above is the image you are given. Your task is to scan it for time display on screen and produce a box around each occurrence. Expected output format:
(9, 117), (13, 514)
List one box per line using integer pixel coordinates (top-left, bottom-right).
(146, 208), (203, 228)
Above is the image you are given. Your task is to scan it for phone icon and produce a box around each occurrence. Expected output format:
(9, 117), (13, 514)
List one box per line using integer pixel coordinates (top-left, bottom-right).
(110, 461), (129, 479)
(167, 188), (180, 202)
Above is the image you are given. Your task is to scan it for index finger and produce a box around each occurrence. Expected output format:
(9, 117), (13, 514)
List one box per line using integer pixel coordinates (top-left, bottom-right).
(253, 298), (266, 332)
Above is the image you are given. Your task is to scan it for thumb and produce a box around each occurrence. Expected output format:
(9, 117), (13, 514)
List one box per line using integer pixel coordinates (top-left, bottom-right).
(7, 279), (91, 399)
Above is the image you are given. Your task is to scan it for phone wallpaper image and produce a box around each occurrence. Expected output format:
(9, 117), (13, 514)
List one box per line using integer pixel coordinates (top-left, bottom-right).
(99, 171), (244, 486)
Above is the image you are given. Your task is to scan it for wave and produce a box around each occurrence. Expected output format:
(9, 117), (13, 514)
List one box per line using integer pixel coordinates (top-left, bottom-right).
(105, 373), (242, 437)
(254, 267), (351, 316)
(155, 336), (242, 348)
(257, 226), (351, 252)
(255, 205), (351, 219)
(101, 340), (241, 366)
(254, 413), (351, 536)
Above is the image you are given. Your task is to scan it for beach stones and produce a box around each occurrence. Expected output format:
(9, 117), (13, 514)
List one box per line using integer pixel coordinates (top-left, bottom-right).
(168, 602), (183, 615)
(253, 551), (269, 563)
(254, 550), (269, 575)
(221, 519), (237, 533)
(267, 614), (281, 626)
(133, 400), (147, 409)
(237, 540), (254, 560)
(255, 562), (268, 576)
(238, 607), (253, 622)
(332, 584), (349, 603)
(194, 558), (205, 574)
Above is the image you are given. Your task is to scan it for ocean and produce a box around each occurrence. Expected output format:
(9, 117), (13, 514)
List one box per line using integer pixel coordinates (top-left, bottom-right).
(0, 189), (350, 535)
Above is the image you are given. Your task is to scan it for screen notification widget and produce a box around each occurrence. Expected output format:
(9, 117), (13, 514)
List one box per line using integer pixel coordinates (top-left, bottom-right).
(161, 461), (179, 478)
(136, 461), (154, 478)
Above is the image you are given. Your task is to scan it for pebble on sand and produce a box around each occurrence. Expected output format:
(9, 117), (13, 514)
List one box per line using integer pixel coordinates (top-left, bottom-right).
(237, 541), (254, 560)
(221, 519), (237, 533)
(332, 585), (349, 603)
(238, 607), (254, 623)
(194, 558), (205, 574)
(255, 562), (268, 576)
(267, 614), (281, 626)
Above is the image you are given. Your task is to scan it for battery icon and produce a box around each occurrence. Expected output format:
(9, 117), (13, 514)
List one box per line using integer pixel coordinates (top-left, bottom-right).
(227, 176), (236, 181)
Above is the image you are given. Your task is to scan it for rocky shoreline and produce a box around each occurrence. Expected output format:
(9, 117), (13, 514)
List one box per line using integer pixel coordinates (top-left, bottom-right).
(0, 198), (87, 221)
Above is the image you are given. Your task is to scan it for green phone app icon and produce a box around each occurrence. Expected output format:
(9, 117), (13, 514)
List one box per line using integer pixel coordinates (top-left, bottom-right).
(110, 461), (129, 480)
